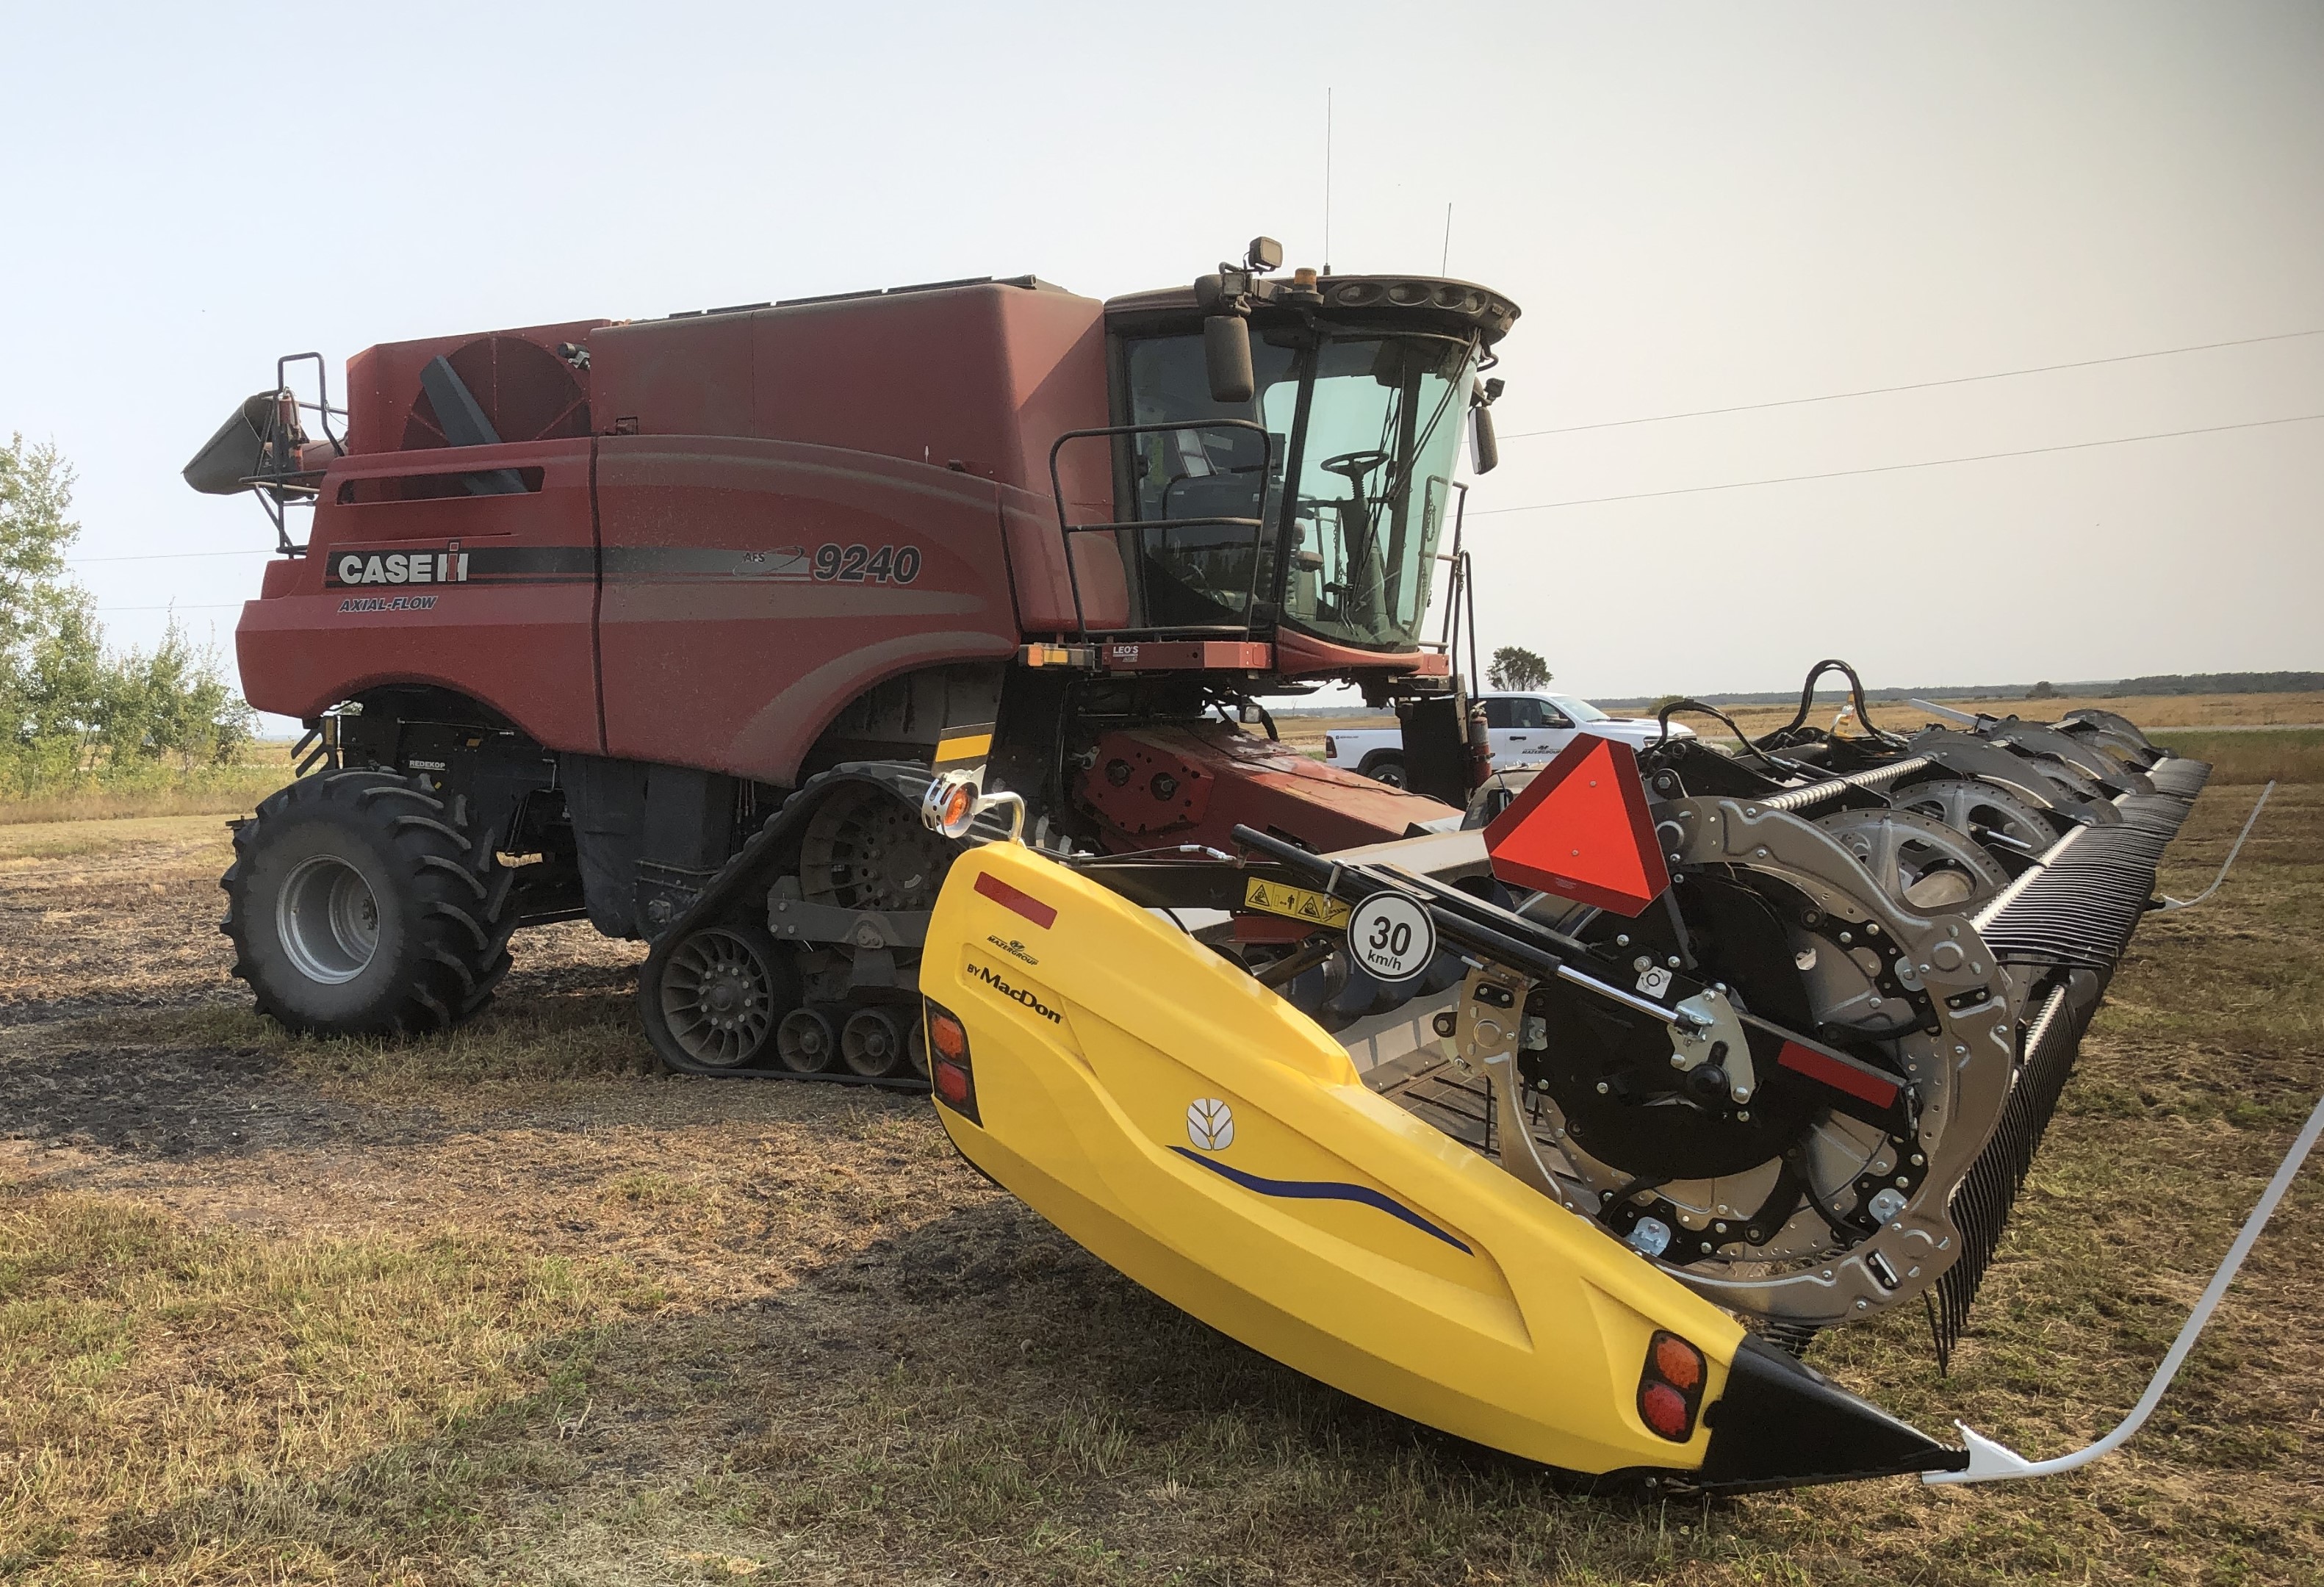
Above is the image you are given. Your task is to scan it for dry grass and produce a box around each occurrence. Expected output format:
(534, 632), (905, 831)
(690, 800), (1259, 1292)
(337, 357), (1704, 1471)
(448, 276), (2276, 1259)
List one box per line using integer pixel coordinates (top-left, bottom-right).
(0, 746), (295, 828)
(2146, 729), (2324, 787)
(1707, 689), (2324, 738)
(0, 735), (2317, 1583)
(1275, 693), (2324, 766)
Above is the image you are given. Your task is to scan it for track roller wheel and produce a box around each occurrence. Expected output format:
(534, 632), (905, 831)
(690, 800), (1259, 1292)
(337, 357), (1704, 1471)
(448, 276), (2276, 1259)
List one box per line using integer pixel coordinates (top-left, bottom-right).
(219, 769), (517, 1037)
(841, 1006), (910, 1077)
(775, 1006), (840, 1073)
(644, 923), (796, 1070)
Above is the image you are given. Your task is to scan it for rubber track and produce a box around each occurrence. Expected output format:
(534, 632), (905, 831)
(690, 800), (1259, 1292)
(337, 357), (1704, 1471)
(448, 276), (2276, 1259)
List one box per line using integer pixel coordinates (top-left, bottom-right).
(638, 760), (949, 1084)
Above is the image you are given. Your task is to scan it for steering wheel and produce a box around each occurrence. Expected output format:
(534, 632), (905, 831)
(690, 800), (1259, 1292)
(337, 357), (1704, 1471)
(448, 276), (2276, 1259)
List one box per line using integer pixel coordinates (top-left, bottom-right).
(1320, 450), (1392, 486)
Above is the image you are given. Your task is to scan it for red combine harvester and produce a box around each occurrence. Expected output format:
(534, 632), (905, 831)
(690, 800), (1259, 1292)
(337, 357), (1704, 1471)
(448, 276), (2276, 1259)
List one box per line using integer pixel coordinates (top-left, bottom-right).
(186, 242), (1517, 1079)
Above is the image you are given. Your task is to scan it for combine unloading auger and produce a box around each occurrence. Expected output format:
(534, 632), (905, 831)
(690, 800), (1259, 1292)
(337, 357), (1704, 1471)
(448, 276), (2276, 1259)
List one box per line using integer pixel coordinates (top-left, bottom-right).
(915, 666), (2315, 1489)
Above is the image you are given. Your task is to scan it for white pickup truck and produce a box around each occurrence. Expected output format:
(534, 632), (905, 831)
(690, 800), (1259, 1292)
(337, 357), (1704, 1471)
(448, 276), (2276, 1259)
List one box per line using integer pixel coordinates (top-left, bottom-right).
(1321, 691), (1692, 787)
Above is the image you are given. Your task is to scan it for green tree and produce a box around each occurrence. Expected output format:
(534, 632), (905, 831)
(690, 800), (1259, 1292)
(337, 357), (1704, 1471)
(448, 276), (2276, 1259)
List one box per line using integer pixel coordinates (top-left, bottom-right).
(1, 433), (253, 791)
(1486, 644), (1551, 692)
(0, 436), (98, 777)
(100, 616), (253, 770)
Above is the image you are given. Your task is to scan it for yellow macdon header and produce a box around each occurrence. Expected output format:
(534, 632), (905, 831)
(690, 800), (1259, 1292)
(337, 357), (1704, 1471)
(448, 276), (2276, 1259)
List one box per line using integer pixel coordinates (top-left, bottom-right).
(921, 838), (1749, 1479)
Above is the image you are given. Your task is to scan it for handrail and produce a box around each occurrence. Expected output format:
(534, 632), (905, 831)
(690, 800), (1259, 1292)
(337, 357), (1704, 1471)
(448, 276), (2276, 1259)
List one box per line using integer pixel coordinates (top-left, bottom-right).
(1047, 419), (1276, 643)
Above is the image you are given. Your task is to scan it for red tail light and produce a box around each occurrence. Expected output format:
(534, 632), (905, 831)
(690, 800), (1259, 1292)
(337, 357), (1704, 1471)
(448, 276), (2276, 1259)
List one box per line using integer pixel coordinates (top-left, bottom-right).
(924, 999), (979, 1125)
(1638, 1330), (1707, 1442)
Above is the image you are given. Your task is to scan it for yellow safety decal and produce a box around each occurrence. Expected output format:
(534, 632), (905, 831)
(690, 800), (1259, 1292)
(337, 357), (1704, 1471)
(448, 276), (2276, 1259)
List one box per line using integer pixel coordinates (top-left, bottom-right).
(933, 724), (995, 766)
(1243, 877), (1350, 930)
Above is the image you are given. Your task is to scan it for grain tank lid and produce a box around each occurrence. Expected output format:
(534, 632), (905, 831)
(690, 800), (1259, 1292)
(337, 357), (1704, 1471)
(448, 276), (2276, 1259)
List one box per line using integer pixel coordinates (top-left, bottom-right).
(1105, 273), (1521, 344)
(655, 274), (1079, 320)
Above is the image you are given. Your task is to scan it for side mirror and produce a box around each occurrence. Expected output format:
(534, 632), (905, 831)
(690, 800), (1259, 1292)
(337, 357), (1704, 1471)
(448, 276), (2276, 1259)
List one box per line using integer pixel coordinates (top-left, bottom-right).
(1469, 403), (1500, 474)
(1204, 315), (1256, 405)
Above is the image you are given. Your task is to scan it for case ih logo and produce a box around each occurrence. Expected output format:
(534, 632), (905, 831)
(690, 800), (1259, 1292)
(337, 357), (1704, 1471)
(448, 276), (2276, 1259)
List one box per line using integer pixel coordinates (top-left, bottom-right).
(330, 547), (471, 587)
(969, 960), (1062, 1023)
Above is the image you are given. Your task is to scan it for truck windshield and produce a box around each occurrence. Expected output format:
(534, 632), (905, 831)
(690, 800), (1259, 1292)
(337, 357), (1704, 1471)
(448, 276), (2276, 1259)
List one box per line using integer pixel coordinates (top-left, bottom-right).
(1120, 325), (1476, 649)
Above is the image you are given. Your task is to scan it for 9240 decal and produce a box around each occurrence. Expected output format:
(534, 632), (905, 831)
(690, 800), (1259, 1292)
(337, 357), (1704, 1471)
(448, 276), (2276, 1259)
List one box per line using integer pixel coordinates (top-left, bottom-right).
(813, 543), (922, 584)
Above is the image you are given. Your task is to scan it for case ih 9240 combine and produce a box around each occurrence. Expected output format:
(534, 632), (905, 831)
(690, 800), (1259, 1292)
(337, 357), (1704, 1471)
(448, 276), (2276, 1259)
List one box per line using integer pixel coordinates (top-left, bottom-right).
(188, 241), (1503, 1075)
(189, 243), (2317, 1490)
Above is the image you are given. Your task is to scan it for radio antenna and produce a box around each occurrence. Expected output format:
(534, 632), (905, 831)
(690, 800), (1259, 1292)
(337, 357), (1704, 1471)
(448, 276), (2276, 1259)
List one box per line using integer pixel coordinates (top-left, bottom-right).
(1442, 202), (1453, 274)
(1323, 88), (1334, 274)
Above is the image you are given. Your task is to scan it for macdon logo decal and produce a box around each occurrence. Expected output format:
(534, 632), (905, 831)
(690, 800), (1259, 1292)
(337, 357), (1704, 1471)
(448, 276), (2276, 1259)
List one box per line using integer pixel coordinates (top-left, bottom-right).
(969, 960), (1061, 1023)
(337, 595), (436, 613)
(986, 935), (1038, 965)
(331, 549), (470, 587)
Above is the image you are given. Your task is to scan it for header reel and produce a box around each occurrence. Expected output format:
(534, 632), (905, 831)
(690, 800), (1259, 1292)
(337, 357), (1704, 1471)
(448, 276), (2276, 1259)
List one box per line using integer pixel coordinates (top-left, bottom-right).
(1123, 661), (2223, 1356)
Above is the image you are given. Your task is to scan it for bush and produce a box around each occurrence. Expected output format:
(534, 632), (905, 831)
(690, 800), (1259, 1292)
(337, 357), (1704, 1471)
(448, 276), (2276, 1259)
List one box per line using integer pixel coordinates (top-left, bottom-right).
(1, 433), (256, 802)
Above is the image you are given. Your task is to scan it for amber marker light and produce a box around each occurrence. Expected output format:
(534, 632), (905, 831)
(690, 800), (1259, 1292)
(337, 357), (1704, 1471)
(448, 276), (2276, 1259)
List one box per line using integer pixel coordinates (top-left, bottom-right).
(1638, 1330), (1708, 1442)
(939, 780), (975, 831)
(924, 999), (979, 1125)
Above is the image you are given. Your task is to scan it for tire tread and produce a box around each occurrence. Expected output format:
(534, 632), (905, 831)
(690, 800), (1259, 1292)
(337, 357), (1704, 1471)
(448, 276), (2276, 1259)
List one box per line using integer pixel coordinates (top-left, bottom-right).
(220, 768), (519, 1037)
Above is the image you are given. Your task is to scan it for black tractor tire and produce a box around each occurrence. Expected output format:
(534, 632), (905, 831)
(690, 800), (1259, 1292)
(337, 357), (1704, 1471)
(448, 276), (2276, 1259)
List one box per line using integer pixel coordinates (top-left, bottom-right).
(1361, 753), (1408, 788)
(220, 769), (517, 1037)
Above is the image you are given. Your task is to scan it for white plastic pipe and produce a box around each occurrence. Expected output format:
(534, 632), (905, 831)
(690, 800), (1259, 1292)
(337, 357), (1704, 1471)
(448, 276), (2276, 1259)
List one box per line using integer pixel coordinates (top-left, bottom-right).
(1928, 1085), (2324, 1483)
(2157, 780), (2275, 911)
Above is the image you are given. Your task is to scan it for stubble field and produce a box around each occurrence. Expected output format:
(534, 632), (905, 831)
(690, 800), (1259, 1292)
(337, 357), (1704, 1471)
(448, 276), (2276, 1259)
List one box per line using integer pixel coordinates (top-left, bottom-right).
(0, 726), (2317, 1585)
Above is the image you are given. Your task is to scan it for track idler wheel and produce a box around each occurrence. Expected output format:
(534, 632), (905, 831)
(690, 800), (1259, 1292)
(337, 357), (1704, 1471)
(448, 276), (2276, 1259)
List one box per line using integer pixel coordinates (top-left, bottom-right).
(841, 1006), (911, 1077)
(646, 923), (796, 1070)
(775, 1006), (840, 1073)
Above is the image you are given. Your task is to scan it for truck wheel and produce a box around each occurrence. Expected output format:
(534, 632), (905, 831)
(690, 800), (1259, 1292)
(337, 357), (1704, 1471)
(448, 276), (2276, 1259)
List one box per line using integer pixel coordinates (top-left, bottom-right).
(1361, 753), (1407, 788)
(220, 770), (517, 1036)
(642, 922), (797, 1070)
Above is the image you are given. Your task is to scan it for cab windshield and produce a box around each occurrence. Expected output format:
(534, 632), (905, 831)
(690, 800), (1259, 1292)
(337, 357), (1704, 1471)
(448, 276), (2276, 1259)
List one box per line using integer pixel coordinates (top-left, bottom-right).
(1120, 325), (1476, 649)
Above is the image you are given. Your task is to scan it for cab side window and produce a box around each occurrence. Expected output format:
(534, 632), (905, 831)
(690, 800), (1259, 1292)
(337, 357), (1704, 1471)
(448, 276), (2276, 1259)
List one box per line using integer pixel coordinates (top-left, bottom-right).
(1505, 697), (1547, 730)
(1536, 697), (1573, 729)
(1481, 697), (1517, 730)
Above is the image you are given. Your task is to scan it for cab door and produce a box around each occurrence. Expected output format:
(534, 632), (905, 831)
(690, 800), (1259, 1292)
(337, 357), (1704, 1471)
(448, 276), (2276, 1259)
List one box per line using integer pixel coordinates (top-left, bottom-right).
(1483, 695), (1544, 765)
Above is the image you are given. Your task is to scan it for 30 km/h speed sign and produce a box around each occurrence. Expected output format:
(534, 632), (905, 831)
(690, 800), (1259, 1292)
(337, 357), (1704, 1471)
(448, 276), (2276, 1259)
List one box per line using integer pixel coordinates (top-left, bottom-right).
(1348, 891), (1436, 984)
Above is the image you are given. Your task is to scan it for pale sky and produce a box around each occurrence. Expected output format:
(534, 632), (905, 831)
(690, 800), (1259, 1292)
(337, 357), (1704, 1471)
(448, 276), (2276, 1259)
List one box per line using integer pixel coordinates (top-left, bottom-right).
(5, 1), (2319, 717)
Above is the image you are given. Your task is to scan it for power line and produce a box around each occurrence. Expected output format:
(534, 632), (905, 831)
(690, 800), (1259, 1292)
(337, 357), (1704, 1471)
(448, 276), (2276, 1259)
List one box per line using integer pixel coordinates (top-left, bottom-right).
(94, 601), (245, 613)
(1501, 326), (2324, 440)
(1469, 410), (2324, 517)
(68, 547), (271, 565)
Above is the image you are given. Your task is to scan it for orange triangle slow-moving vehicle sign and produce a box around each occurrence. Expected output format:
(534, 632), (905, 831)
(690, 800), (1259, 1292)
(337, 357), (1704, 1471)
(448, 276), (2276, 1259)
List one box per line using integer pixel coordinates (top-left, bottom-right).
(1482, 734), (1672, 916)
